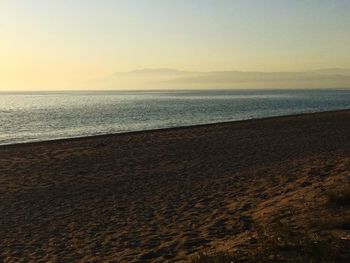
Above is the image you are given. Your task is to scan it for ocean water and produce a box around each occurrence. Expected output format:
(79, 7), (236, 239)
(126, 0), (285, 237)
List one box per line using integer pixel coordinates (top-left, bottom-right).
(0, 89), (350, 145)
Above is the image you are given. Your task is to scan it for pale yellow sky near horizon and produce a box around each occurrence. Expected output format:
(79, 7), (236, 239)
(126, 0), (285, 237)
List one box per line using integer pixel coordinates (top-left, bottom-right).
(1, 0), (350, 90)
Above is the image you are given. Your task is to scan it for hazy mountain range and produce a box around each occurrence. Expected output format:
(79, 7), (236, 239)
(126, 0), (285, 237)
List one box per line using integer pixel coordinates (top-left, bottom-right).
(93, 68), (350, 89)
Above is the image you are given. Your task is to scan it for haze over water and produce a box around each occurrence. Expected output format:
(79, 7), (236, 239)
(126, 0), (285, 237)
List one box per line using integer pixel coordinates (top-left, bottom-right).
(1, 89), (350, 145)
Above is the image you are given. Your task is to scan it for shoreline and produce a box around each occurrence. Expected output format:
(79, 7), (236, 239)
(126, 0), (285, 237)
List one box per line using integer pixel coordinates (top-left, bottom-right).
(2, 108), (350, 148)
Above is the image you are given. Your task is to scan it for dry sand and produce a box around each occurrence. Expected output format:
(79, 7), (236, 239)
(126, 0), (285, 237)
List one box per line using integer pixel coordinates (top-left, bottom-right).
(1, 110), (350, 262)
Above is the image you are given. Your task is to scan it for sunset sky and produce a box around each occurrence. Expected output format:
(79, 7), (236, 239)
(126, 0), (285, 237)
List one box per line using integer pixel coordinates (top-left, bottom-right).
(1, 0), (350, 90)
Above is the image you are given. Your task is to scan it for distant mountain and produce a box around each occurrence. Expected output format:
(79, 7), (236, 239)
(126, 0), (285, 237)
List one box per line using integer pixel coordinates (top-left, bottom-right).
(93, 68), (350, 89)
(310, 68), (350, 76)
(114, 68), (350, 76)
(114, 68), (195, 76)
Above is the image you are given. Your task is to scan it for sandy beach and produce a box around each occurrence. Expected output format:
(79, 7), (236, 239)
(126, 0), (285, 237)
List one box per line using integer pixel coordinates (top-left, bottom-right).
(1, 110), (350, 262)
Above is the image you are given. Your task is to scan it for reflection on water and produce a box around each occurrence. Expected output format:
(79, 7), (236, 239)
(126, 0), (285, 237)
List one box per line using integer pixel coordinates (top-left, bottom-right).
(0, 89), (350, 145)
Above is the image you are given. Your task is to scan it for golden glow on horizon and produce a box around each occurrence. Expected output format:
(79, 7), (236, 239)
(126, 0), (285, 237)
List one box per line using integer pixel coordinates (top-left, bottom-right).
(1, 1), (350, 90)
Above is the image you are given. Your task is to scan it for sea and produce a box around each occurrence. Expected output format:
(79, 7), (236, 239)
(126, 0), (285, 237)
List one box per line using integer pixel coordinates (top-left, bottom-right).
(1, 89), (350, 145)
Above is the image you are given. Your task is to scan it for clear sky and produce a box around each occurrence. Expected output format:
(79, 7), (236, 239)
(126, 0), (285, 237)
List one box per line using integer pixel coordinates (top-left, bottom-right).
(1, 0), (350, 90)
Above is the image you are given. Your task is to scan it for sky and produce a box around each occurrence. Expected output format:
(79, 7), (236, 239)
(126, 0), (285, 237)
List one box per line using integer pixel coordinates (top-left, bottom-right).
(1, 0), (350, 90)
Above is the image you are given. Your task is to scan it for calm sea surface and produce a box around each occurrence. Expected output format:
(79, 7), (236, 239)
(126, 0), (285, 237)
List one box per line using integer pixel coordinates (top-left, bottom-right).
(0, 89), (350, 145)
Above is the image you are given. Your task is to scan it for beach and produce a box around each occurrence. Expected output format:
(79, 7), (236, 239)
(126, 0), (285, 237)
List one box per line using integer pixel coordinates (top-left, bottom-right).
(1, 110), (350, 262)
